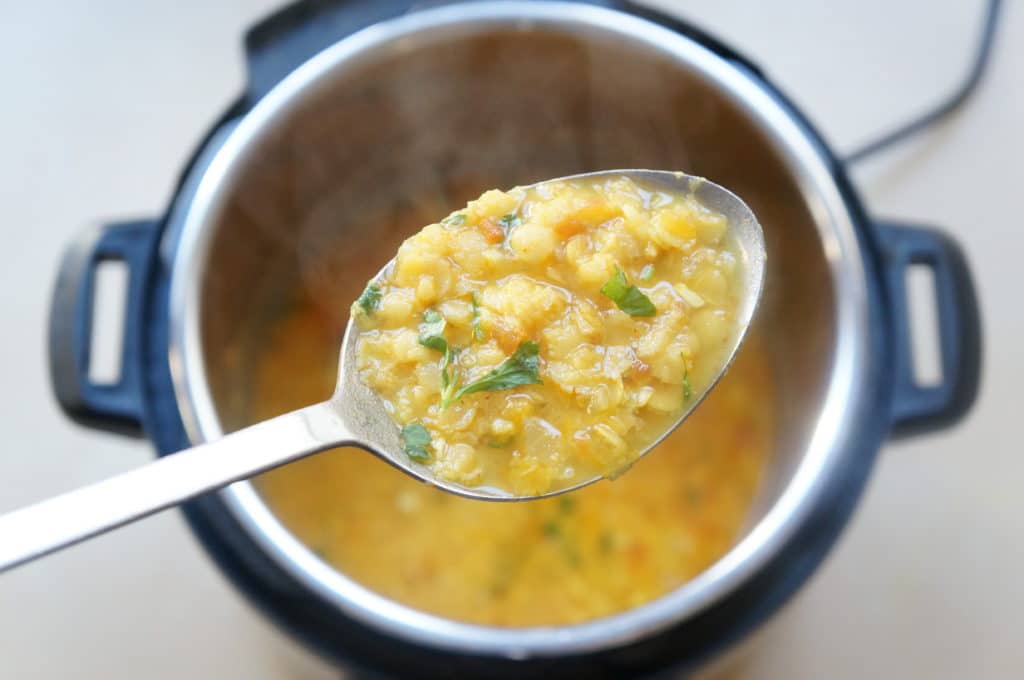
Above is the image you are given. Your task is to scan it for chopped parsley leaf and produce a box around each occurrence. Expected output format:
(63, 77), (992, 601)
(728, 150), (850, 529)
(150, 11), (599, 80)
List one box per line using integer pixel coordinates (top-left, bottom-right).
(499, 213), (520, 232)
(400, 424), (432, 463)
(417, 310), (460, 408)
(442, 340), (542, 409)
(471, 293), (485, 341)
(356, 283), (382, 316)
(417, 309), (448, 352)
(600, 266), (656, 317)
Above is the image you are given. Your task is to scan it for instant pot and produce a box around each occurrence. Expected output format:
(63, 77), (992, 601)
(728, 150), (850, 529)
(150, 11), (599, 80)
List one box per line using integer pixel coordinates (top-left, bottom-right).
(48, 1), (982, 676)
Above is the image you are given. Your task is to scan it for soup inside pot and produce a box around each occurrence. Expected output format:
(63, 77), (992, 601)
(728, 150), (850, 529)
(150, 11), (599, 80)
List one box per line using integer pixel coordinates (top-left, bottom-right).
(191, 24), (838, 630)
(251, 247), (773, 628)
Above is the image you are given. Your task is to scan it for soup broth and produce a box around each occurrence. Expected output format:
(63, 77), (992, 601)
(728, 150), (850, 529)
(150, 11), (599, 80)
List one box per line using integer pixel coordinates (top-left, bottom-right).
(254, 302), (772, 626)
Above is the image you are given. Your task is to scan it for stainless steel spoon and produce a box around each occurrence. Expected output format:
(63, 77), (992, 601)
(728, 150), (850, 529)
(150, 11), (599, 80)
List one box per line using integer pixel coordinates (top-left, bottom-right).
(0, 170), (765, 572)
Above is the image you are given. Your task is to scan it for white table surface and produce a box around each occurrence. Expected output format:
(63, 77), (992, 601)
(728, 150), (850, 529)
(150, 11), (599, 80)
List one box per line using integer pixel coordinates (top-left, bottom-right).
(1, 1), (1020, 677)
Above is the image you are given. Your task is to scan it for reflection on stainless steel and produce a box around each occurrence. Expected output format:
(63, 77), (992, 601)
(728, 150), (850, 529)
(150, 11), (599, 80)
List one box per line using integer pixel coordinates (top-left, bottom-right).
(168, 1), (868, 658)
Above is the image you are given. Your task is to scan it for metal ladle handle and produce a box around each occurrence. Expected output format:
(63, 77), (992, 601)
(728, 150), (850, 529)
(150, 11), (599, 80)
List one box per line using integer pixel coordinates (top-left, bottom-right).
(0, 401), (350, 572)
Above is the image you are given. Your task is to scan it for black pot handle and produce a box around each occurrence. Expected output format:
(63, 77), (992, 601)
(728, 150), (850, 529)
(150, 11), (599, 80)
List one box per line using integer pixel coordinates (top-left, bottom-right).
(878, 222), (982, 438)
(48, 220), (157, 437)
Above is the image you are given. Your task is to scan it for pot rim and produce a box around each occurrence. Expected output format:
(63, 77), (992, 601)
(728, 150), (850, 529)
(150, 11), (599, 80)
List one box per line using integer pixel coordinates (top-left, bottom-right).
(168, 1), (871, 658)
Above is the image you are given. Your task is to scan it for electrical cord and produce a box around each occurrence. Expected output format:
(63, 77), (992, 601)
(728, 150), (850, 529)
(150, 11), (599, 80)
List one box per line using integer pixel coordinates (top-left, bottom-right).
(844, 0), (1002, 164)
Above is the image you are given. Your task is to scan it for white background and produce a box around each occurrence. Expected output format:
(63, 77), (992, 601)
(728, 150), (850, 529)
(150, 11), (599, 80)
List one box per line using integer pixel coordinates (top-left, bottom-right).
(1, 1), (1020, 677)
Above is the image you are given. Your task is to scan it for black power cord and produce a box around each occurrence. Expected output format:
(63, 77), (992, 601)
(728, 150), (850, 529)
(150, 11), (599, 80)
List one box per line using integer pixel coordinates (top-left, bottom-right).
(844, 0), (1003, 164)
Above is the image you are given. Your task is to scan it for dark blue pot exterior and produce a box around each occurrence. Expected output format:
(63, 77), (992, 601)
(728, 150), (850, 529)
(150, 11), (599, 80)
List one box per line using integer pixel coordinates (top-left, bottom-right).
(46, 1), (981, 676)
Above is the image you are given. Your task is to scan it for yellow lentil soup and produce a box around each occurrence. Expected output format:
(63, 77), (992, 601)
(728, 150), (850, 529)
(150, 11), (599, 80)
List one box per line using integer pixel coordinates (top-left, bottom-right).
(254, 302), (773, 627)
(352, 175), (746, 495)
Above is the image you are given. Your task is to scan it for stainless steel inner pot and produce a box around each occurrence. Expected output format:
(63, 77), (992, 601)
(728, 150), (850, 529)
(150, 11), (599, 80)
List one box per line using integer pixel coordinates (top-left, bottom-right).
(168, 1), (869, 658)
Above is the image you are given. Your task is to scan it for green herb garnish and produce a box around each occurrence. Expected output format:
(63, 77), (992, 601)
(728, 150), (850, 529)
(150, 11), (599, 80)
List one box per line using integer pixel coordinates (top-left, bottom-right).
(559, 496), (576, 514)
(600, 266), (656, 317)
(441, 213), (466, 226)
(438, 345), (460, 409)
(441, 340), (542, 409)
(416, 310), (462, 409)
(418, 309), (448, 352)
(683, 367), (692, 402)
(400, 423), (432, 463)
(638, 264), (655, 282)
(471, 293), (485, 341)
(542, 521), (561, 538)
(356, 282), (382, 315)
(498, 213), (521, 247)
(418, 312), (540, 410)
(499, 212), (521, 233)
